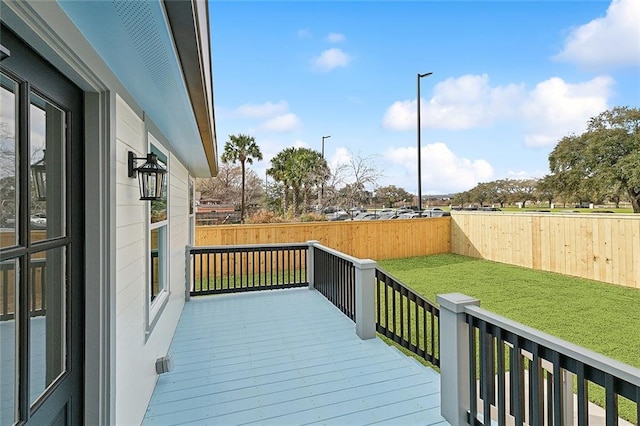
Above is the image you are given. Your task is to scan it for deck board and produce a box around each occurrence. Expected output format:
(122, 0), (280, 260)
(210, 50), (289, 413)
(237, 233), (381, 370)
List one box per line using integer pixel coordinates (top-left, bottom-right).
(144, 288), (447, 425)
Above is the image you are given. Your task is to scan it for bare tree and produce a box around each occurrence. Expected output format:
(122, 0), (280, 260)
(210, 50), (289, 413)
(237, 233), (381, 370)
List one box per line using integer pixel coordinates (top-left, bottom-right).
(196, 163), (263, 210)
(330, 150), (383, 208)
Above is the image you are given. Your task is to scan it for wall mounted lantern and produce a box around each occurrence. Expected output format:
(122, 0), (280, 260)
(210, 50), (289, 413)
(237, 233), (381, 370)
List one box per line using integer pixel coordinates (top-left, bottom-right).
(31, 150), (47, 201)
(128, 151), (167, 201)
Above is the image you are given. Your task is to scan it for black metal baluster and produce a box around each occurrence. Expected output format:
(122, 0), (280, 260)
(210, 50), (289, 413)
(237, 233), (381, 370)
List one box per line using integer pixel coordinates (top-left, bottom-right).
(287, 248), (292, 285)
(407, 293), (412, 352)
(497, 336), (506, 426)
(577, 362), (588, 426)
(469, 318), (478, 425)
(546, 370), (553, 425)
(384, 277), (390, 335)
(234, 251), (245, 289)
(252, 250), (256, 288)
(531, 344), (543, 426)
(552, 351), (563, 426)
(512, 338), (525, 425)
(215, 251), (219, 291)
(481, 321), (492, 426)
(605, 374), (618, 426)
(269, 249), (273, 286)
(431, 306), (436, 363)
(399, 286), (404, 343)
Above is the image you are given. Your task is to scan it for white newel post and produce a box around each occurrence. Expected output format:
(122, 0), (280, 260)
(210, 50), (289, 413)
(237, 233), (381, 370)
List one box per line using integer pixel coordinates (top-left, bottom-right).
(306, 240), (319, 290)
(437, 293), (480, 426)
(185, 245), (192, 302)
(354, 259), (377, 340)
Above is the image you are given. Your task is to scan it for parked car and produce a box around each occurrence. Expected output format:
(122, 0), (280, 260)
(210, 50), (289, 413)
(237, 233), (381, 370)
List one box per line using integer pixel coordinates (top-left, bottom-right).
(353, 212), (378, 221)
(327, 210), (350, 221)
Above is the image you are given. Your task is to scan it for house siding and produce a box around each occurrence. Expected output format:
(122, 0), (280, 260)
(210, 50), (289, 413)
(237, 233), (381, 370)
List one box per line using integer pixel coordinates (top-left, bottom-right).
(114, 95), (190, 425)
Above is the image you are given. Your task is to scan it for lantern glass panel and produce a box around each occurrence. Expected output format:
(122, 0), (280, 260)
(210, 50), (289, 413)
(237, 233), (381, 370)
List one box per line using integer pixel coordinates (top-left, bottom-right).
(149, 146), (167, 223)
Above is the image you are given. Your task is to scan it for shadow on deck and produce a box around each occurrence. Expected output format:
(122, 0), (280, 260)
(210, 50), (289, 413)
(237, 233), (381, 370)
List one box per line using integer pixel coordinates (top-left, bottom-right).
(143, 288), (448, 425)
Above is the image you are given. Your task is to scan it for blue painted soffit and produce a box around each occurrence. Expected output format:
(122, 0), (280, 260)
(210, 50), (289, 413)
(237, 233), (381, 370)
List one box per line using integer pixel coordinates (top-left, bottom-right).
(59, 0), (211, 176)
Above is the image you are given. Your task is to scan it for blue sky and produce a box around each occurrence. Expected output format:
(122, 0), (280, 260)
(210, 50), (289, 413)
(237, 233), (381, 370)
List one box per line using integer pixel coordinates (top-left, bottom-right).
(209, 0), (640, 195)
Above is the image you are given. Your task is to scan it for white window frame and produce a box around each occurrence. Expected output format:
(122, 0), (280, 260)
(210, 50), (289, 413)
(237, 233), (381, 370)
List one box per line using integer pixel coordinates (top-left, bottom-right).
(145, 134), (170, 337)
(188, 176), (195, 246)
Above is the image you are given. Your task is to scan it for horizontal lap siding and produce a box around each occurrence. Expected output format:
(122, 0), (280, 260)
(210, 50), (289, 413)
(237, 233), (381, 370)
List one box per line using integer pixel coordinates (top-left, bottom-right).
(195, 217), (451, 260)
(114, 95), (191, 424)
(451, 212), (640, 289)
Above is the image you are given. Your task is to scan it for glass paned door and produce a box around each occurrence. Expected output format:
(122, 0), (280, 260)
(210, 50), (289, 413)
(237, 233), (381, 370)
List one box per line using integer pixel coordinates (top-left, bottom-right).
(1, 23), (84, 425)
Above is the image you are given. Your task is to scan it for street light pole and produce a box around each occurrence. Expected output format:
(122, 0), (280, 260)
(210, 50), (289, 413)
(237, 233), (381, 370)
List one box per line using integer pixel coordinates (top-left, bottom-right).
(320, 135), (331, 208)
(417, 72), (432, 212)
(321, 135), (331, 158)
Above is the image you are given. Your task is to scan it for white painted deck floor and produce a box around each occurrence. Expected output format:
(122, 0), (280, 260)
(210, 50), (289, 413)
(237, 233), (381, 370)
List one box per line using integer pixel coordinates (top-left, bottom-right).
(143, 288), (449, 425)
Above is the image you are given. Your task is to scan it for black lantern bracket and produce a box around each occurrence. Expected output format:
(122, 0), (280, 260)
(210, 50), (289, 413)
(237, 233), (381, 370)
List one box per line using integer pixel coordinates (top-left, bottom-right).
(128, 151), (144, 178)
(127, 151), (168, 201)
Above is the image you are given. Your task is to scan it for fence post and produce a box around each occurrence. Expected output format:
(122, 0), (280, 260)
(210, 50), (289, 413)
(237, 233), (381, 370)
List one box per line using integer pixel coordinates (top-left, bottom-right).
(306, 240), (319, 290)
(185, 245), (192, 302)
(354, 259), (377, 340)
(437, 292), (480, 426)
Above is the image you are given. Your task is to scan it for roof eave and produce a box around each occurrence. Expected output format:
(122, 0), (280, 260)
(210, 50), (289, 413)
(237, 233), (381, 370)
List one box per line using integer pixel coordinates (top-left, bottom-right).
(163, 0), (218, 177)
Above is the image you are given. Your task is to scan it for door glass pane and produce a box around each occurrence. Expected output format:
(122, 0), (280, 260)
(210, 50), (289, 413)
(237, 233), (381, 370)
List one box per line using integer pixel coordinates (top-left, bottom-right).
(29, 92), (65, 241)
(0, 73), (19, 247)
(29, 246), (66, 406)
(0, 258), (18, 425)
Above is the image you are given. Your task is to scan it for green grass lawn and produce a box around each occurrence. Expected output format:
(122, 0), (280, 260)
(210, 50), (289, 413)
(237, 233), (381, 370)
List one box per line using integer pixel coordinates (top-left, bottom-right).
(378, 254), (640, 423)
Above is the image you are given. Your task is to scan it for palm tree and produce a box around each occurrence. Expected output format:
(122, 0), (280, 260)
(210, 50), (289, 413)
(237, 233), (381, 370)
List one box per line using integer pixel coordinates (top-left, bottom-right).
(221, 134), (262, 222)
(267, 147), (329, 216)
(267, 147), (296, 213)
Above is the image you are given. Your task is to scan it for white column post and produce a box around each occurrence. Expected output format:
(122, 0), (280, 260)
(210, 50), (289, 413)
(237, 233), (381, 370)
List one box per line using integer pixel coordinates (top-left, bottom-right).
(354, 259), (377, 340)
(185, 245), (192, 301)
(437, 293), (480, 426)
(306, 240), (319, 290)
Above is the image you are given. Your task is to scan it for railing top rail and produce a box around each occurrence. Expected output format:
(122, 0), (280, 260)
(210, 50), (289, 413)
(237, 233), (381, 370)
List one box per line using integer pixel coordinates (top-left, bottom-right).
(310, 242), (375, 268)
(375, 267), (439, 311)
(189, 242), (310, 253)
(465, 304), (640, 387)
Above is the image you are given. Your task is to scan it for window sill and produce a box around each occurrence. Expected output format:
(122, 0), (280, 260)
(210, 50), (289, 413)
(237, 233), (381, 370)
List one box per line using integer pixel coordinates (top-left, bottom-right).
(145, 290), (171, 341)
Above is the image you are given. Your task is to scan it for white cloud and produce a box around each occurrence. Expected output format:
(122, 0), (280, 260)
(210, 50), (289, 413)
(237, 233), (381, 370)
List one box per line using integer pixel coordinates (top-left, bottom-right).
(297, 29), (311, 39)
(327, 32), (345, 43)
(521, 76), (612, 147)
(328, 147), (353, 170)
(236, 101), (289, 118)
(260, 113), (301, 132)
(311, 48), (350, 72)
(382, 73), (612, 148)
(554, 0), (640, 69)
(507, 170), (546, 179)
(384, 143), (493, 193)
(382, 74), (525, 131)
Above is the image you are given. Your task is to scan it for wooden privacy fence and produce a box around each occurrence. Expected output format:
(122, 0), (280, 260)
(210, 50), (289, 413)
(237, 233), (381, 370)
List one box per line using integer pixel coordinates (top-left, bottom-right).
(195, 218), (451, 261)
(451, 212), (640, 289)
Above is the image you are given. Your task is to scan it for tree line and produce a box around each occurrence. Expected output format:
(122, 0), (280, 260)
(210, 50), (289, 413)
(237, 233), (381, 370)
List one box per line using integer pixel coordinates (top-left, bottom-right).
(198, 106), (639, 221)
(455, 107), (639, 212)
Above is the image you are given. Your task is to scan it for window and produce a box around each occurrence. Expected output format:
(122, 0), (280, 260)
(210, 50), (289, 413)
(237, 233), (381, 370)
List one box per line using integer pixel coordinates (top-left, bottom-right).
(188, 176), (195, 245)
(146, 136), (169, 336)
